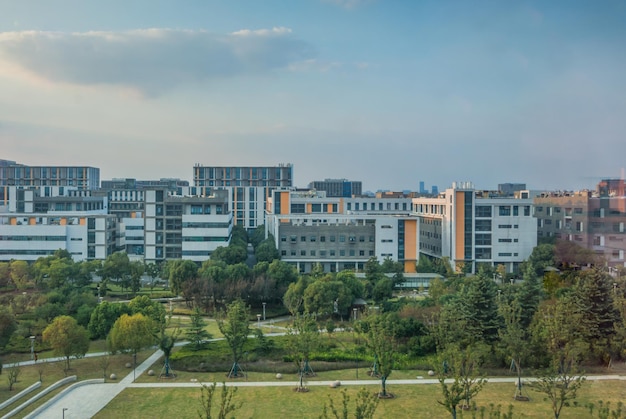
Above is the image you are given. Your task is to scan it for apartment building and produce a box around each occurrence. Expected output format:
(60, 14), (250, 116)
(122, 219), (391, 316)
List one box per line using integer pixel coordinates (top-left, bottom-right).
(265, 189), (418, 273)
(534, 179), (626, 268)
(193, 164), (293, 230)
(0, 159), (100, 193)
(411, 183), (537, 273)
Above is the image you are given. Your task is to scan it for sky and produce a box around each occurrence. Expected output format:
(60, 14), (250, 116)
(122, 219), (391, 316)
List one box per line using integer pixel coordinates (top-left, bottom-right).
(1, 0), (625, 193)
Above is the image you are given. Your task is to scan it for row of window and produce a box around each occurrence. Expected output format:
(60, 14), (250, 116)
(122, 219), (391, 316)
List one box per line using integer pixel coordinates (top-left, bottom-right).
(475, 248), (520, 259)
(281, 235), (375, 243)
(281, 249), (375, 258)
(0, 235), (66, 241)
(475, 205), (531, 217)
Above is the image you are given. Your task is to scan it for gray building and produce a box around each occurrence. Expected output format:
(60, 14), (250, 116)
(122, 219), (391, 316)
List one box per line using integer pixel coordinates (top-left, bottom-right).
(308, 179), (362, 198)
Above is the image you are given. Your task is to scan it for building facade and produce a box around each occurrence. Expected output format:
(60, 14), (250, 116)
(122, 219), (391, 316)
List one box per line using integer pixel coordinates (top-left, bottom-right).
(411, 183), (537, 273)
(193, 164), (293, 230)
(534, 179), (626, 268)
(0, 159), (100, 194)
(266, 189), (418, 273)
(308, 179), (362, 198)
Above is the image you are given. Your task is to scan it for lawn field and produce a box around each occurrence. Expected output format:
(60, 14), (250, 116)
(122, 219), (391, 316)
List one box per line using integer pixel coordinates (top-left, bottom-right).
(94, 379), (626, 418)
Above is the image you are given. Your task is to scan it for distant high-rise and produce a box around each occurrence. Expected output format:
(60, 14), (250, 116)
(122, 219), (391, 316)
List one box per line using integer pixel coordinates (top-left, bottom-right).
(431, 185), (439, 195)
(308, 179), (362, 197)
(419, 181), (426, 194)
(193, 163), (293, 230)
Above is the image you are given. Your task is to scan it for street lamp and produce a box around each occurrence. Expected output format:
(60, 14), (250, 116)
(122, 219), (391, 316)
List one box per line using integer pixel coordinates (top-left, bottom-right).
(353, 308), (358, 321)
(62, 408), (68, 419)
(29, 336), (35, 361)
(257, 314), (261, 329)
(262, 302), (266, 321)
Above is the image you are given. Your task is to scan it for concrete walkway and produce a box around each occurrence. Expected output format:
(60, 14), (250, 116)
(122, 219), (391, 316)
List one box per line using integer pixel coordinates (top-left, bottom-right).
(29, 349), (164, 419)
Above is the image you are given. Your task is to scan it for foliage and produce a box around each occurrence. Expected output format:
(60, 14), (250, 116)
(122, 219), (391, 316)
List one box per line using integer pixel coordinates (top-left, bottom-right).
(497, 297), (532, 399)
(197, 382), (242, 419)
(320, 387), (379, 419)
(436, 344), (487, 419)
(7, 366), (20, 391)
(217, 299), (250, 377)
(108, 313), (156, 356)
(0, 306), (17, 349)
(358, 313), (396, 397)
(284, 276), (311, 315)
(529, 363), (586, 419)
(286, 313), (320, 388)
(42, 315), (90, 371)
(128, 295), (167, 328)
(186, 306), (212, 351)
(165, 259), (199, 298)
(88, 301), (131, 339)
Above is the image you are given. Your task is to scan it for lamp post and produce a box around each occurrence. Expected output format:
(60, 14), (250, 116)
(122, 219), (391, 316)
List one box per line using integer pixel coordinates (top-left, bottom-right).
(257, 314), (261, 329)
(62, 408), (68, 419)
(29, 336), (35, 361)
(262, 302), (266, 321)
(353, 308), (358, 321)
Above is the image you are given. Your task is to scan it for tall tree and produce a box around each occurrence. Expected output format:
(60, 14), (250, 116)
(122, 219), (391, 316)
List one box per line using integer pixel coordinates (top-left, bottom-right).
(497, 298), (532, 399)
(359, 313), (396, 398)
(217, 299), (250, 378)
(100, 251), (131, 291)
(186, 306), (211, 351)
(108, 313), (156, 377)
(42, 315), (90, 371)
(167, 259), (198, 298)
(88, 301), (131, 339)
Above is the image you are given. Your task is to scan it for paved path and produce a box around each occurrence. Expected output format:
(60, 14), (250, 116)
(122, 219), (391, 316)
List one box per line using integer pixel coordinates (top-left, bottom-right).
(30, 350), (164, 419)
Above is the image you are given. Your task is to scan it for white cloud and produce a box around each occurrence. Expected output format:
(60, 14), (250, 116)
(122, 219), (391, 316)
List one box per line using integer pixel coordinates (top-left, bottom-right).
(0, 28), (314, 95)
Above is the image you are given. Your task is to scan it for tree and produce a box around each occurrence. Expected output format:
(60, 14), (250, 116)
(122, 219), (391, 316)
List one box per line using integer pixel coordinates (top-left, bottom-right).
(145, 262), (162, 295)
(158, 324), (180, 379)
(128, 295), (167, 328)
(166, 259), (198, 298)
(129, 260), (144, 295)
(283, 276), (310, 315)
(497, 298), (532, 400)
(286, 313), (320, 391)
(9, 260), (32, 290)
(359, 313), (396, 398)
(211, 245), (247, 266)
(42, 315), (90, 371)
(303, 277), (352, 317)
(0, 306), (17, 349)
(101, 251), (131, 291)
(108, 313), (156, 378)
(530, 364), (586, 419)
(255, 238), (279, 263)
(217, 299), (250, 378)
(526, 243), (556, 276)
(7, 366), (20, 391)
(187, 306), (211, 351)
(88, 301), (131, 339)
(436, 345), (487, 419)
(321, 387), (379, 419)
(197, 382), (242, 419)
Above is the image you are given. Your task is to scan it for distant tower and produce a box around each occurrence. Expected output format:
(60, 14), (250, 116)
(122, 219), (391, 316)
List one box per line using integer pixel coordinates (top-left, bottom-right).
(419, 181), (425, 194)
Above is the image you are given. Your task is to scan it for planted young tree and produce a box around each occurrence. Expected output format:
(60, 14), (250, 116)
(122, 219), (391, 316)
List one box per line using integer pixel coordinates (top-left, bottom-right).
(360, 313), (396, 398)
(42, 315), (90, 371)
(498, 298), (532, 400)
(158, 325), (180, 378)
(436, 345), (487, 419)
(217, 299), (249, 378)
(530, 363), (586, 419)
(286, 313), (320, 391)
(320, 387), (379, 419)
(7, 366), (20, 391)
(197, 382), (242, 419)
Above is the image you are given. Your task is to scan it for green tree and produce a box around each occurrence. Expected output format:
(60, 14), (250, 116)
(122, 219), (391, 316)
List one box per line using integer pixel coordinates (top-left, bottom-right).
(42, 315), (90, 371)
(436, 345), (487, 419)
(283, 276), (310, 315)
(255, 237), (279, 263)
(211, 245), (247, 266)
(9, 260), (32, 290)
(526, 243), (556, 277)
(359, 313), (396, 398)
(101, 251), (131, 291)
(320, 387), (379, 419)
(497, 298), (532, 399)
(286, 313), (320, 390)
(197, 382), (242, 419)
(128, 295), (166, 328)
(145, 262), (162, 295)
(108, 313), (156, 375)
(166, 259), (198, 298)
(88, 301), (131, 339)
(217, 299), (250, 378)
(187, 306), (211, 350)
(530, 363), (586, 419)
(129, 260), (144, 295)
(0, 307), (17, 349)
(303, 277), (352, 317)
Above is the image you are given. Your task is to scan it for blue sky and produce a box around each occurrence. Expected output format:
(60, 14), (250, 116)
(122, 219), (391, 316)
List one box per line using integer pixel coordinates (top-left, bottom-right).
(1, 0), (625, 192)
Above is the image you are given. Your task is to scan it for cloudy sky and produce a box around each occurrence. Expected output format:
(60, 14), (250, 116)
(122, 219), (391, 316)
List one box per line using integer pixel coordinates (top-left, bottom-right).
(1, 0), (625, 192)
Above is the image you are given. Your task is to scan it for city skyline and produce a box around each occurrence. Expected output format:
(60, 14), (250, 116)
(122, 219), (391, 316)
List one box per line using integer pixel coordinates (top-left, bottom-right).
(1, 1), (625, 192)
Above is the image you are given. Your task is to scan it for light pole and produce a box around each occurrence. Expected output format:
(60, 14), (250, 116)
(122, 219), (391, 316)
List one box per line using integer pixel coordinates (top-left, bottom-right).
(257, 314), (261, 329)
(353, 308), (358, 321)
(262, 302), (266, 321)
(62, 408), (68, 419)
(29, 336), (35, 361)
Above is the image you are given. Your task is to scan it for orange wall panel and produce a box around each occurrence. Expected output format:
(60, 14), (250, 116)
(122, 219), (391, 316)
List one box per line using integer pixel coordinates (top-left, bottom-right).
(404, 219), (417, 273)
(279, 192), (290, 215)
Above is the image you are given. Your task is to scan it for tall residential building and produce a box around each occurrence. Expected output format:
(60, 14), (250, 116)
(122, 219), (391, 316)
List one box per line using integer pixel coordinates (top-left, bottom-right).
(193, 164), (293, 230)
(265, 189), (417, 274)
(412, 182), (537, 273)
(308, 179), (362, 198)
(534, 179), (626, 268)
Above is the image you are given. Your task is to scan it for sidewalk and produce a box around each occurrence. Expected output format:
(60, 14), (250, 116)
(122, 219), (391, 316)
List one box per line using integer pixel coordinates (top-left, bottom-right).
(28, 349), (164, 419)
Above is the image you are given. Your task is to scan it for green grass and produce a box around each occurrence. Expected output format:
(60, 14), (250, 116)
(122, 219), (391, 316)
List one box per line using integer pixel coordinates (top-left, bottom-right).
(94, 380), (626, 418)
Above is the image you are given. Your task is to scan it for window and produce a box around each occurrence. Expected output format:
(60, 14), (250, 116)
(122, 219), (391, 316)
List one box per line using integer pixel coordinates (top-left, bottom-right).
(349, 249), (355, 256)
(475, 248), (491, 259)
(381, 225), (392, 229)
(290, 235), (297, 242)
(312, 204), (322, 212)
(475, 206), (492, 217)
(359, 236), (365, 242)
(290, 250), (296, 256)
(475, 220), (492, 231)
(330, 250), (336, 256)
(574, 208), (583, 214)
(330, 236), (336, 242)
(340, 250), (345, 256)
(475, 234), (491, 245)
(301, 250), (306, 256)
(513, 206), (519, 216)
(301, 236), (306, 242)
(281, 236), (287, 242)
(310, 250), (316, 256)
(499, 224), (512, 229)
(498, 252), (512, 257)
(281, 250), (287, 256)
(498, 238), (512, 243)
(339, 235), (346, 242)
(310, 236), (316, 242)
(499, 206), (511, 216)
(349, 236), (356, 242)
(359, 250), (365, 256)
(524, 206), (530, 216)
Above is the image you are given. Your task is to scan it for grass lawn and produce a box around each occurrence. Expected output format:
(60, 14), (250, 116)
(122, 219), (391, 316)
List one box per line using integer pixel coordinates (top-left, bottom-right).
(94, 379), (626, 418)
